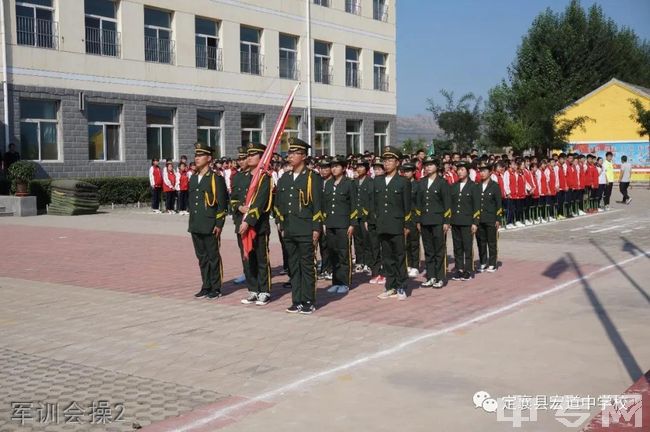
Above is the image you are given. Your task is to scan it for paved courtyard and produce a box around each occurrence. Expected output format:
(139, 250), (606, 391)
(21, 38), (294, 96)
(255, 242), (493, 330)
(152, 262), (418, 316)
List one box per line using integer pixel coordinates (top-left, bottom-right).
(0, 188), (648, 431)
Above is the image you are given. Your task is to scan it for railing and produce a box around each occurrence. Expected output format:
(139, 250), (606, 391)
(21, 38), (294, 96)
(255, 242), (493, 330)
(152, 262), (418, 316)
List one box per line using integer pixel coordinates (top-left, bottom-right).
(346, 67), (361, 88)
(196, 45), (223, 71)
(16, 16), (58, 49)
(374, 72), (389, 91)
(279, 57), (299, 80)
(345, 0), (362, 15)
(85, 26), (120, 57)
(240, 51), (263, 75)
(315, 63), (333, 85)
(373, 4), (389, 22)
(145, 35), (175, 64)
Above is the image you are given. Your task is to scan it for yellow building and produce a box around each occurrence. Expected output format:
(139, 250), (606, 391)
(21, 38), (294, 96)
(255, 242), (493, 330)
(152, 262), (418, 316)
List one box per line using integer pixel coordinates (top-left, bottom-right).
(559, 78), (650, 182)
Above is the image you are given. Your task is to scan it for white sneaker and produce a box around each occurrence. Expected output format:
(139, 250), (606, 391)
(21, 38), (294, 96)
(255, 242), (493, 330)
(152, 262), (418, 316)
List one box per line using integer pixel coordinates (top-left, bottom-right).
(396, 288), (407, 301)
(578, 210), (586, 216)
(153, 209), (161, 214)
(255, 292), (270, 306)
(525, 220), (532, 226)
(486, 265), (497, 273)
(408, 267), (420, 278)
(515, 221), (524, 227)
(605, 205), (610, 211)
(421, 278), (436, 287)
(241, 292), (257, 304)
(477, 264), (487, 273)
(506, 223), (515, 229)
(548, 217), (556, 221)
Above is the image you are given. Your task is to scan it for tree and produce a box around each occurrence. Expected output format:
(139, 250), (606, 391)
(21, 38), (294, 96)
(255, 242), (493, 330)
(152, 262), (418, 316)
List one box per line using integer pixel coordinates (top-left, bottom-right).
(401, 138), (427, 155)
(484, 0), (650, 154)
(426, 89), (482, 153)
(629, 98), (650, 140)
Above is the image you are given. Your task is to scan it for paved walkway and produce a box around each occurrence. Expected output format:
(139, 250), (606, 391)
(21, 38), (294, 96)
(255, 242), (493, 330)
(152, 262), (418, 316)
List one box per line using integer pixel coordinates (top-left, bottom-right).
(0, 189), (648, 431)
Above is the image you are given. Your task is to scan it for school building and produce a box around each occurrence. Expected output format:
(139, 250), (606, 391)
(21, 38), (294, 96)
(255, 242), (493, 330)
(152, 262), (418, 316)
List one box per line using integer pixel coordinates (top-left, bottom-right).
(0, 0), (396, 178)
(559, 78), (650, 182)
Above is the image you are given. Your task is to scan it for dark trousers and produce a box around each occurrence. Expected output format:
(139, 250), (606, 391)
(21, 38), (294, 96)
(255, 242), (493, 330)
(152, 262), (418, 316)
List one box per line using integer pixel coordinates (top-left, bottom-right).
(477, 222), (498, 268)
(556, 190), (565, 215)
(367, 223), (382, 276)
(276, 222), (289, 272)
(406, 228), (420, 269)
(620, 182), (630, 201)
(595, 185), (604, 207)
(604, 183), (613, 206)
(326, 228), (352, 287)
(247, 232), (271, 294)
(285, 237), (316, 306)
(191, 233), (222, 293)
(451, 225), (474, 272)
(236, 233), (252, 286)
(353, 220), (371, 267)
(164, 191), (176, 212)
(514, 199), (524, 222)
(151, 187), (161, 210)
(178, 190), (189, 211)
(574, 189), (584, 211)
(420, 224), (446, 281)
(378, 232), (407, 291)
(506, 198), (515, 224)
(318, 228), (331, 274)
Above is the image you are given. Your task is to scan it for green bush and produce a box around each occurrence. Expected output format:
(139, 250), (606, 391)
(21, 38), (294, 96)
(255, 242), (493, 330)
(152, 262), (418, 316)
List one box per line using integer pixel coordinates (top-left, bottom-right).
(28, 177), (151, 209)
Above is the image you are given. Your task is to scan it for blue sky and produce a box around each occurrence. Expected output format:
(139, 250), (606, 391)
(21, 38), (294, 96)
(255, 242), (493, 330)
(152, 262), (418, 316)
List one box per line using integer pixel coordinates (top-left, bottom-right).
(396, 0), (650, 116)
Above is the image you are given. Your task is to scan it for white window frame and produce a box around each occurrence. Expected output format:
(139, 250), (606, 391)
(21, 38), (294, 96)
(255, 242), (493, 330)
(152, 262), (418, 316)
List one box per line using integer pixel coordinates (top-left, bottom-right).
(345, 47), (361, 88)
(345, 0), (361, 15)
(84, 0), (119, 57)
(374, 121), (389, 154)
(240, 26), (262, 75)
(346, 120), (362, 155)
(16, 0), (57, 49)
(19, 99), (60, 162)
(88, 105), (122, 162)
(195, 17), (221, 71)
(197, 110), (223, 158)
(314, 0), (329, 7)
(314, 118), (333, 157)
(280, 115), (301, 155)
(241, 113), (264, 145)
(279, 33), (299, 80)
(144, 8), (173, 64)
(373, 51), (388, 91)
(373, 0), (388, 22)
(146, 108), (176, 161)
(314, 41), (331, 85)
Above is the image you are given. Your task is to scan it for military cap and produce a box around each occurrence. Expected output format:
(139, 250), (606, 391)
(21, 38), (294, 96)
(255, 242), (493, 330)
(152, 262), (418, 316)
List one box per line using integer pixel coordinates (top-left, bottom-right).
(372, 157), (384, 167)
(330, 155), (348, 167)
(319, 159), (331, 168)
(246, 142), (266, 155)
(288, 137), (311, 153)
(455, 161), (470, 170)
(382, 146), (402, 160)
(194, 142), (214, 156)
(236, 146), (247, 158)
(479, 164), (493, 172)
(356, 158), (370, 169)
(423, 156), (440, 166)
(400, 161), (416, 171)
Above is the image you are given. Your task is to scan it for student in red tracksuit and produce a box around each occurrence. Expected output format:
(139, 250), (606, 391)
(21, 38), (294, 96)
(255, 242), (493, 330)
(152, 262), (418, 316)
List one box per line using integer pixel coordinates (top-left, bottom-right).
(565, 154), (577, 216)
(491, 161), (507, 225)
(536, 161), (551, 222)
(149, 158), (163, 213)
(556, 154), (568, 219)
(574, 154), (586, 215)
(522, 162), (536, 224)
(443, 161), (458, 185)
(504, 159), (519, 227)
(176, 161), (191, 215)
(545, 159), (558, 221)
(162, 160), (177, 213)
(515, 159), (528, 226)
(586, 154), (599, 212)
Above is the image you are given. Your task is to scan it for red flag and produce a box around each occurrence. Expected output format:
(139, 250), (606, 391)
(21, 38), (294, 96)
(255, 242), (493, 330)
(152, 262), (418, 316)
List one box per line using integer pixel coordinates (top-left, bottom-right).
(242, 83), (300, 259)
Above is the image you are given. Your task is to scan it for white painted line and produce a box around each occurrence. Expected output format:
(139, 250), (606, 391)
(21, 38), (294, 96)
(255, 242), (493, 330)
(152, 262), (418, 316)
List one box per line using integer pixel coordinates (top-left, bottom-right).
(634, 226), (645, 230)
(165, 250), (650, 432)
(621, 230), (633, 234)
(570, 224), (597, 232)
(590, 225), (623, 233)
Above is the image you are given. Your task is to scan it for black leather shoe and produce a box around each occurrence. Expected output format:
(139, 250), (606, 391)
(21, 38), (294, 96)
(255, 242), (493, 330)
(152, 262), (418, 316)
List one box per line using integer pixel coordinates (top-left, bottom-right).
(206, 290), (222, 299)
(194, 289), (209, 298)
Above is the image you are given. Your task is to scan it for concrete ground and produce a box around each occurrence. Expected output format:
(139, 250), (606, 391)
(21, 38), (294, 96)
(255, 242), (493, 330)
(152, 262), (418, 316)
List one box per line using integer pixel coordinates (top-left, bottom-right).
(0, 187), (648, 432)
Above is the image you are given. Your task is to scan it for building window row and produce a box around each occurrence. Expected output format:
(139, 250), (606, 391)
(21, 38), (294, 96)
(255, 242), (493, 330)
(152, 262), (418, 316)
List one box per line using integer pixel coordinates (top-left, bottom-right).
(15, 1), (389, 90)
(317, 0), (389, 22)
(17, 99), (391, 162)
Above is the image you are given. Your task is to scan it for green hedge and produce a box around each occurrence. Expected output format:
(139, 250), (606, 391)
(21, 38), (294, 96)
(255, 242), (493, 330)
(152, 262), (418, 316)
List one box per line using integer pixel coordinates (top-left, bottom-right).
(27, 177), (151, 210)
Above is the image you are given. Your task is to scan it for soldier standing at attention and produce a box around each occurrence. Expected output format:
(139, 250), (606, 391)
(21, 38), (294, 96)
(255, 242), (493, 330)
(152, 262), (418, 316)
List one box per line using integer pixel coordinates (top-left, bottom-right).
(323, 156), (358, 294)
(476, 165), (502, 273)
(229, 146), (249, 286)
(353, 159), (373, 276)
(374, 147), (412, 301)
(238, 143), (274, 306)
(368, 158), (385, 284)
(416, 157), (451, 288)
(450, 162), (480, 281)
(275, 138), (323, 314)
(400, 161), (421, 278)
(317, 159), (333, 281)
(189, 143), (229, 299)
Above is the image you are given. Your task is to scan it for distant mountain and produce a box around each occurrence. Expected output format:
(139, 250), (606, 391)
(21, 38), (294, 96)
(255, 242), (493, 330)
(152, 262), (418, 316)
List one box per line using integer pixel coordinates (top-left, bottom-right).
(396, 115), (443, 144)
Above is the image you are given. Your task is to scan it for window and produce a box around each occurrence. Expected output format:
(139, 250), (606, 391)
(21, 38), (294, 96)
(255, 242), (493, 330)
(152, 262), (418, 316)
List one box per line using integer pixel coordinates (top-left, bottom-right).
(240, 26), (262, 75)
(313, 0), (329, 6)
(195, 17), (221, 71)
(241, 113), (264, 146)
(314, 118), (332, 157)
(374, 51), (389, 91)
(85, 0), (119, 57)
(314, 41), (332, 85)
(374, 121), (388, 154)
(280, 116), (300, 155)
(345, 0), (361, 15)
(144, 7), (174, 64)
(146, 107), (175, 160)
(87, 104), (120, 161)
(373, 0), (388, 21)
(279, 33), (298, 80)
(345, 47), (361, 88)
(197, 110), (222, 158)
(16, 0), (57, 49)
(346, 120), (362, 155)
(19, 99), (59, 161)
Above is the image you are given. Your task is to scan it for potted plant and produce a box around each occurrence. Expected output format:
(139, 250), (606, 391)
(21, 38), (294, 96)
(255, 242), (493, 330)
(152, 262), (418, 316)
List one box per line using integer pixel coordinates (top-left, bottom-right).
(8, 161), (37, 197)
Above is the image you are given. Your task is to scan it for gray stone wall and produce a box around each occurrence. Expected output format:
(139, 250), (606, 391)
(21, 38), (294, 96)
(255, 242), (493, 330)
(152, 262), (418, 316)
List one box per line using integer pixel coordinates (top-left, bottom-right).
(6, 84), (396, 179)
